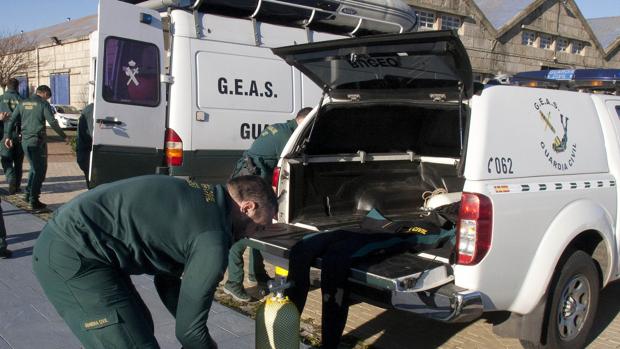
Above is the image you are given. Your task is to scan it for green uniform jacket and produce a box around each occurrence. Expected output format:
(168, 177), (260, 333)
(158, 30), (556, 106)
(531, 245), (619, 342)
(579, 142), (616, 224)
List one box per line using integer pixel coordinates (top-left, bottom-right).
(234, 119), (297, 180)
(47, 175), (233, 348)
(4, 94), (66, 146)
(76, 103), (93, 153)
(0, 89), (23, 153)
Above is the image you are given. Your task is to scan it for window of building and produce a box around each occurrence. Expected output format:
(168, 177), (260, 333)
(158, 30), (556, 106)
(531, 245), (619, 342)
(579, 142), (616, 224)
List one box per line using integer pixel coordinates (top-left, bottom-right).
(15, 76), (28, 98)
(556, 38), (569, 52)
(103, 36), (160, 107)
(417, 10), (436, 30)
(50, 73), (70, 105)
(522, 31), (536, 46)
(571, 41), (584, 55)
(440, 15), (461, 30)
(540, 34), (552, 50)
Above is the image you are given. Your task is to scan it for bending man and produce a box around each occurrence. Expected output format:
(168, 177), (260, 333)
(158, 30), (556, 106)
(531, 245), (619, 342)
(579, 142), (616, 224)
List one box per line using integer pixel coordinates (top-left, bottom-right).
(33, 175), (277, 348)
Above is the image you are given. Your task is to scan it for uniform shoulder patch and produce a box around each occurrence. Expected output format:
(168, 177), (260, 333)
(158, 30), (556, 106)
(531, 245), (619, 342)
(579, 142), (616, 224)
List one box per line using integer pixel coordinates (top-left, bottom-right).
(186, 179), (216, 203)
(266, 125), (278, 135)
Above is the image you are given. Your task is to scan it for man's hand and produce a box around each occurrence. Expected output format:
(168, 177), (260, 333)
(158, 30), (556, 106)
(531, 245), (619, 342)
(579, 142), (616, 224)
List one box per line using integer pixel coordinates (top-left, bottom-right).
(4, 138), (12, 149)
(0, 112), (9, 122)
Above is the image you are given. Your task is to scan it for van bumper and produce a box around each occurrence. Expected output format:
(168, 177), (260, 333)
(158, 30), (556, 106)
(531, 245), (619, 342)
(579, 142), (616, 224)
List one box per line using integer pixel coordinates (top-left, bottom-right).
(391, 283), (483, 323)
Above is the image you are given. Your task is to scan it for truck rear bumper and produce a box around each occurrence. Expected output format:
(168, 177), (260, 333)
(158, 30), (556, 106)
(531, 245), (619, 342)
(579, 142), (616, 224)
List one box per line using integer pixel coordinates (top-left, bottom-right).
(391, 283), (483, 323)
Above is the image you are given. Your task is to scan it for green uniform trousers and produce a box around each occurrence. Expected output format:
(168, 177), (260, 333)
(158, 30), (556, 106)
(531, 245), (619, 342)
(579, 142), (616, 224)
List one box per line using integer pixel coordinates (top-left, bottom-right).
(226, 239), (269, 285)
(33, 227), (159, 349)
(22, 141), (47, 203)
(1, 141), (24, 190)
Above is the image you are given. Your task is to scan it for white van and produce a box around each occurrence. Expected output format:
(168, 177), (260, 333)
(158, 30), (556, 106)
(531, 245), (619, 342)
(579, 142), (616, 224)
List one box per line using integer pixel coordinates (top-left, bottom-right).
(89, 0), (416, 186)
(248, 31), (620, 348)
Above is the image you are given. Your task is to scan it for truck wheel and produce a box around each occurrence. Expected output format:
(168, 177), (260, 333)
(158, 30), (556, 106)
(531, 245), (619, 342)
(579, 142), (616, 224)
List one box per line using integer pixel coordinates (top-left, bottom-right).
(523, 250), (599, 349)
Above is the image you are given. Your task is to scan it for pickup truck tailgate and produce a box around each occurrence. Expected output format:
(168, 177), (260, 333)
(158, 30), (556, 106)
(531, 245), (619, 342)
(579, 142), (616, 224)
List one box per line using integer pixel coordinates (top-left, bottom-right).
(247, 224), (454, 293)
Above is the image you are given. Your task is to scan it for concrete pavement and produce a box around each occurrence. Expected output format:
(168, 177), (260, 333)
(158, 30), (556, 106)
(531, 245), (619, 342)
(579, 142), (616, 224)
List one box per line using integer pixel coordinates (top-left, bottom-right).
(2, 131), (620, 348)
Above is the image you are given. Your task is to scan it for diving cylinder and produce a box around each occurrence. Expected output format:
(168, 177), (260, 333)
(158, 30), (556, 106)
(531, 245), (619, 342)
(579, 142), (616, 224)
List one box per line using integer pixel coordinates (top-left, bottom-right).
(256, 277), (300, 349)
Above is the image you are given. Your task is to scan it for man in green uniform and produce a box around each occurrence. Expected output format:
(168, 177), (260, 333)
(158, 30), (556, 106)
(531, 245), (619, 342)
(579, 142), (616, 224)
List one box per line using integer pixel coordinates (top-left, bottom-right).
(224, 107), (312, 301)
(76, 103), (93, 187)
(0, 78), (24, 195)
(33, 174), (277, 349)
(3, 85), (67, 211)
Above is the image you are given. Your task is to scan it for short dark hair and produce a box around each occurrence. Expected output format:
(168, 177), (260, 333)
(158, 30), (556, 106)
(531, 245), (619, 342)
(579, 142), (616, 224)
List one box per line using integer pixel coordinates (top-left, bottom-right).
(6, 78), (19, 91)
(36, 85), (52, 96)
(296, 107), (313, 121)
(227, 175), (278, 211)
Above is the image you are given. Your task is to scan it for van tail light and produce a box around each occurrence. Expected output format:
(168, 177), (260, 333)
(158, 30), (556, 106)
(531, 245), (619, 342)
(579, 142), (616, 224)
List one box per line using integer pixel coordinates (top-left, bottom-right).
(165, 128), (183, 166)
(456, 192), (493, 265)
(272, 167), (281, 193)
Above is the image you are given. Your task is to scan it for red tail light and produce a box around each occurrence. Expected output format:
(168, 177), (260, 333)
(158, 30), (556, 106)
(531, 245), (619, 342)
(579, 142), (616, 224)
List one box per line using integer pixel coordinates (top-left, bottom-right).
(456, 192), (493, 265)
(271, 167), (281, 193)
(165, 128), (183, 166)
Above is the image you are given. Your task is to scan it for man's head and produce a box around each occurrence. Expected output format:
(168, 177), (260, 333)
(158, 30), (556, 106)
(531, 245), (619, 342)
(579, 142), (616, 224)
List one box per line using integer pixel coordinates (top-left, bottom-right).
(6, 78), (19, 91)
(36, 85), (52, 100)
(295, 107), (312, 125)
(227, 175), (278, 240)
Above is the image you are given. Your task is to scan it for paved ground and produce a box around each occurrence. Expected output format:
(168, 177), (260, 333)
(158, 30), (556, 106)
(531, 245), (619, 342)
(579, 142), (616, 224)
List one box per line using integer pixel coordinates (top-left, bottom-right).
(2, 130), (620, 348)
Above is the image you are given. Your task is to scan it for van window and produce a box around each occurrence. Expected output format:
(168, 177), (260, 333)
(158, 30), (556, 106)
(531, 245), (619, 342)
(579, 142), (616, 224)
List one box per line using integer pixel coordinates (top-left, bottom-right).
(616, 106), (620, 120)
(102, 36), (160, 107)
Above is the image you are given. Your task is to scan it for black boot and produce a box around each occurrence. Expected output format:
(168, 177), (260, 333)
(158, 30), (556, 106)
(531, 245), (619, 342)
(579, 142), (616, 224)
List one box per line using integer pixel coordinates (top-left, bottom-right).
(29, 200), (49, 212)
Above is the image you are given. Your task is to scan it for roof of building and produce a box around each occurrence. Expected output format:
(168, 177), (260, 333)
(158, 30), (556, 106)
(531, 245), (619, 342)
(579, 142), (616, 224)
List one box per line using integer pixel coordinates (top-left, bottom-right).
(472, 0), (535, 29)
(588, 16), (620, 50)
(21, 15), (97, 47)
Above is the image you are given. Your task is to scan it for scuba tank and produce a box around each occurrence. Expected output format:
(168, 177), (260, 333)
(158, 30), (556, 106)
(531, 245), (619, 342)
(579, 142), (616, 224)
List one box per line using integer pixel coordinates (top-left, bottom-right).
(256, 273), (300, 349)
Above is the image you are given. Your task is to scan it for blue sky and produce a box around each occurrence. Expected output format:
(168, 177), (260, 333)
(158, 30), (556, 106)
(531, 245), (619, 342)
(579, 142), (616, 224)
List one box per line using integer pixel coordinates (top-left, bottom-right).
(1, 0), (619, 33)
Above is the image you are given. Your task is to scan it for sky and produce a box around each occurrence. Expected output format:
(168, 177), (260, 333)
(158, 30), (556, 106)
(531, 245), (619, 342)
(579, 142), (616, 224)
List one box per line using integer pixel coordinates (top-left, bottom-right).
(0, 0), (619, 33)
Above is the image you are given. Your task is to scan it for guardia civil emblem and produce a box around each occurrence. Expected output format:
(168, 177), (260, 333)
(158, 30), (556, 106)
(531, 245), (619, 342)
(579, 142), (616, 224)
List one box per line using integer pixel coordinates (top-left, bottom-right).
(534, 98), (576, 171)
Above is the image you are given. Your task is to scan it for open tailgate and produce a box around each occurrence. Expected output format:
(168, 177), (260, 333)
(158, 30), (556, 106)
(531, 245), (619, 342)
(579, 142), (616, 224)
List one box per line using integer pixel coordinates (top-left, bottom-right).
(247, 224), (454, 293)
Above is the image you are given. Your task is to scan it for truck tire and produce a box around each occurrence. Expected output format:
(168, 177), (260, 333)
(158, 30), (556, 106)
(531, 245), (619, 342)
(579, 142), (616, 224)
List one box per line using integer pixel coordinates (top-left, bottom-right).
(522, 250), (599, 349)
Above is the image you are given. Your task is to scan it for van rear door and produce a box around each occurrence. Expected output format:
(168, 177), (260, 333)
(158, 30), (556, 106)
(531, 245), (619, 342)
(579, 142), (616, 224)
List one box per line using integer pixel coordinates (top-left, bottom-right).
(90, 0), (166, 187)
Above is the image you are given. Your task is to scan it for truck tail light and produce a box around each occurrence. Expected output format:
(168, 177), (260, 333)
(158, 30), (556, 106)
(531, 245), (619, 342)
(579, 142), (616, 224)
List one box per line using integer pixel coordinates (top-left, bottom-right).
(272, 167), (281, 193)
(456, 192), (493, 265)
(165, 128), (183, 166)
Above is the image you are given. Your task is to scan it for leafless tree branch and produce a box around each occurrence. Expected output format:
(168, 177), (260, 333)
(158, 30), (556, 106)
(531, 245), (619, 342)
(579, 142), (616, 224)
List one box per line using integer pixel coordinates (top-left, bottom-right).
(0, 31), (37, 89)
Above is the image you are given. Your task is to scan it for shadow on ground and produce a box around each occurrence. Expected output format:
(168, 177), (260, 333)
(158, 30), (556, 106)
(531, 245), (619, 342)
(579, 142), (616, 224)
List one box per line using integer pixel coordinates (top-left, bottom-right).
(42, 176), (85, 184)
(341, 307), (472, 349)
(41, 181), (87, 195)
(587, 280), (620, 345)
(6, 231), (40, 245)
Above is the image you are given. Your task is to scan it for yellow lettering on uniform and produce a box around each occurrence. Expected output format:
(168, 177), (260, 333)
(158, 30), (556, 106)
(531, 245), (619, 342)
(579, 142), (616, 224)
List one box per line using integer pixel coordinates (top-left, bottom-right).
(407, 226), (428, 234)
(84, 318), (109, 329)
(25, 106), (33, 110)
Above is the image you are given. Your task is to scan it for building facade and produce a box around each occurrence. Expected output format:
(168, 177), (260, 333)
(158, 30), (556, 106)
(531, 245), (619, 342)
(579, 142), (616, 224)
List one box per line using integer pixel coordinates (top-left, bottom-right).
(5, 15), (95, 109)
(408, 0), (620, 81)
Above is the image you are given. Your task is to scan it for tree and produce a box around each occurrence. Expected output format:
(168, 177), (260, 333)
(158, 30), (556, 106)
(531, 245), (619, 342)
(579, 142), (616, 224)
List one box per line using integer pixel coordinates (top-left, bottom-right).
(0, 31), (36, 90)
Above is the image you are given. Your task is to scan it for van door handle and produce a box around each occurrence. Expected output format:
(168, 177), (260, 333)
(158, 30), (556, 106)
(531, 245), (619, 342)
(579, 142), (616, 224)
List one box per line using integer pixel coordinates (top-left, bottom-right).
(96, 118), (123, 126)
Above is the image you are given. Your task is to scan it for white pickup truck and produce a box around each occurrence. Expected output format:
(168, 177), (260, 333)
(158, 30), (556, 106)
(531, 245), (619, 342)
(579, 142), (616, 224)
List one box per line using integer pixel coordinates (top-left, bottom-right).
(247, 31), (620, 349)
